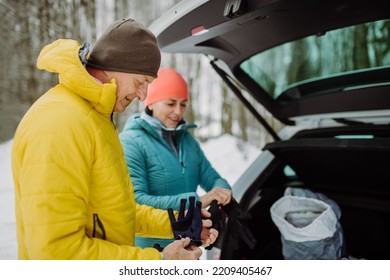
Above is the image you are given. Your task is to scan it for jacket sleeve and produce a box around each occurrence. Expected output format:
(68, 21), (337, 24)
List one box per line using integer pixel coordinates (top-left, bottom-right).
(120, 131), (198, 211)
(135, 203), (174, 239)
(191, 136), (232, 192)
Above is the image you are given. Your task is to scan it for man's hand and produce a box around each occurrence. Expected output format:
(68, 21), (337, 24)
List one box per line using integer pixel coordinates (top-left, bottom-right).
(162, 237), (202, 260)
(200, 208), (219, 247)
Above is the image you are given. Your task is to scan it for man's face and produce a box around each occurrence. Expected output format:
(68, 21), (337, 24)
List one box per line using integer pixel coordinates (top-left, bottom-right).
(106, 71), (154, 112)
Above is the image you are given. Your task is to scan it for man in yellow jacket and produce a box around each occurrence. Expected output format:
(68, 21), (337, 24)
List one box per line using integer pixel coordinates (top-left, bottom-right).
(11, 18), (217, 260)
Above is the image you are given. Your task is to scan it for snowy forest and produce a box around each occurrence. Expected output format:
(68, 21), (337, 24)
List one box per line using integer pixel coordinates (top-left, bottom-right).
(0, 0), (277, 147)
(2, 1), (388, 146)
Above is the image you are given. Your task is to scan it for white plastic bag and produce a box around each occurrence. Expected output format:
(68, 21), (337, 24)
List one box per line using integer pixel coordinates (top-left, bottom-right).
(270, 187), (346, 259)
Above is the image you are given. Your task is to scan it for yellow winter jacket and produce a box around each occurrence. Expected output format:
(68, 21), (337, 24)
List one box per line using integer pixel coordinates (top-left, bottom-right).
(12, 39), (173, 259)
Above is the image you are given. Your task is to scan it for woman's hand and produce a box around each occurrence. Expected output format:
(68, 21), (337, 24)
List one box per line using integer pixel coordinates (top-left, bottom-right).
(200, 187), (232, 208)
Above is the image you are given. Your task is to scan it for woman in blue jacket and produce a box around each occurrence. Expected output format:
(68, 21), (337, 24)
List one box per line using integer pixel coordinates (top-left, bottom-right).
(119, 67), (232, 249)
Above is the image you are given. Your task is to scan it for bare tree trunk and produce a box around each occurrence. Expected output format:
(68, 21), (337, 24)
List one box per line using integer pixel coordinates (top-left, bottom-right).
(221, 84), (232, 135)
(238, 100), (248, 142)
(186, 61), (198, 127)
(353, 25), (369, 69)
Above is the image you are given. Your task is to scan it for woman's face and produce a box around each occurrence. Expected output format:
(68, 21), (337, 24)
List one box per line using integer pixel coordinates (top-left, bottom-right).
(148, 98), (188, 128)
(105, 71), (154, 112)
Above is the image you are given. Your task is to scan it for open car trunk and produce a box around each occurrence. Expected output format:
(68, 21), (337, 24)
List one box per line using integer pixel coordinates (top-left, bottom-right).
(150, 0), (390, 260)
(221, 124), (390, 260)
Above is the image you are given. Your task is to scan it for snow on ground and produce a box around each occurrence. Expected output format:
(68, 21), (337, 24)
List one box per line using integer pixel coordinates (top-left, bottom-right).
(0, 140), (17, 259)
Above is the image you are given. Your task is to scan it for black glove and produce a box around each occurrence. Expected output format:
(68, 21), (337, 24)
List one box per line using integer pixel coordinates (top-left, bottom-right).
(167, 196), (202, 246)
(208, 200), (226, 232)
(204, 200), (226, 250)
(153, 243), (164, 252)
(222, 197), (257, 250)
(222, 197), (251, 220)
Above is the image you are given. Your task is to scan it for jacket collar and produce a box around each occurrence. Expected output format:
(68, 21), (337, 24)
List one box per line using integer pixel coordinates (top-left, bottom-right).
(140, 111), (196, 135)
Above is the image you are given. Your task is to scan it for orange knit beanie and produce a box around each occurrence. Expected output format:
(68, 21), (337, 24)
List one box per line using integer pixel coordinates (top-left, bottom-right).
(145, 67), (188, 106)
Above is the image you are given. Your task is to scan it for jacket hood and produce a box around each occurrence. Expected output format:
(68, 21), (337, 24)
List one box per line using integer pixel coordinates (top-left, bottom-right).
(36, 39), (117, 116)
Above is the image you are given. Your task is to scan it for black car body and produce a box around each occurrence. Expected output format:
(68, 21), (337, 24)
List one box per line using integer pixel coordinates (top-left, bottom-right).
(150, 0), (390, 259)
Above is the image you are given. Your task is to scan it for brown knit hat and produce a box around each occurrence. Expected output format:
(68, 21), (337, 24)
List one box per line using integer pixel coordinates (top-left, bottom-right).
(88, 18), (161, 77)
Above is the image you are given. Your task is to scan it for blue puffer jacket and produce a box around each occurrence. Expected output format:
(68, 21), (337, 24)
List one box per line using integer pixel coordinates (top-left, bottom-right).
(119, 112), (231, 248)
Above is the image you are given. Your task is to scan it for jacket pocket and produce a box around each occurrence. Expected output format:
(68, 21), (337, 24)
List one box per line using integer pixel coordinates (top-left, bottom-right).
(93, 213), (106, 240)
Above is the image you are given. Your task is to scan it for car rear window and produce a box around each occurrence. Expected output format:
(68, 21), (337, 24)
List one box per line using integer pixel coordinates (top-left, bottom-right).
(240, 19), (390, 100)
